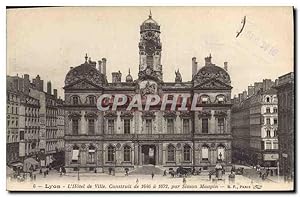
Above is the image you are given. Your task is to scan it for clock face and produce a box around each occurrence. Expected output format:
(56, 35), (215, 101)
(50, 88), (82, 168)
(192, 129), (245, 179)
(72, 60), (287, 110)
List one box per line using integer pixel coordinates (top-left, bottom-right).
(145, 41), (155, 55)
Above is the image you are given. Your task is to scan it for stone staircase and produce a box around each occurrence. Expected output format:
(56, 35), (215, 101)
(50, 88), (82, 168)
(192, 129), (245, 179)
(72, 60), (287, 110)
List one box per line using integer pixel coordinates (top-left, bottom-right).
(130, 165), (164, 175)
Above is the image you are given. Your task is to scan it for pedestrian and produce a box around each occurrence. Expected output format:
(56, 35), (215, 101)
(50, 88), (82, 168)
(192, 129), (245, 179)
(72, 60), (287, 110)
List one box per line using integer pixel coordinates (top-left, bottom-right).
(136, 178), (139, 184)
(33, 174), (36, 181)
(39, 168), (42, 174)
(163, 170), (167, 176)
(151, 172), (154, 179)
(183, 177), (186, 185)
(43, 171), (46, 178)
(59, 167), (62, 177)
(209, 173), (212, 181)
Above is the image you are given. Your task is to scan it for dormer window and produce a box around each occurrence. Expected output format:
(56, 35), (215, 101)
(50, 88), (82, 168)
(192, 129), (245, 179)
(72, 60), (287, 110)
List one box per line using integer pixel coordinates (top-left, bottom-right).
(201, 96), (209, 104)
(87, 95), (96, 105)
(266, 97), (270, 103)
(72, 96), (80, 105)
(217, 96), (225, 104)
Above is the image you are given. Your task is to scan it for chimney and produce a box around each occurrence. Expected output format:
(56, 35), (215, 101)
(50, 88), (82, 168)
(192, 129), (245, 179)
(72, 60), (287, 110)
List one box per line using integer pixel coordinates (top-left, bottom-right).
(23, 74), (30, 94)
(53, 89), (57, 98)
(254, 82), (263, 94)
(224, 62), (228, 71)
(47, 81), (52, 94)
(248, 85), (255, 96)
(238, 93), (243, 103)
(98, 60), (102, 73)
(102, 58), (107, 76)
(112, 71), (122, 83)
(204, 54), (212, 66)
(243, 90), (247, 100)
(263, 79), (274, 91)
(192, 57), (198, 77)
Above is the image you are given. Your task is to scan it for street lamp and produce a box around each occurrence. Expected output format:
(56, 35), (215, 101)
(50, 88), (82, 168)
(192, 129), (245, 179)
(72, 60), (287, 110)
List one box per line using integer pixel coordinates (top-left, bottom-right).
(77, 151), (81, 181)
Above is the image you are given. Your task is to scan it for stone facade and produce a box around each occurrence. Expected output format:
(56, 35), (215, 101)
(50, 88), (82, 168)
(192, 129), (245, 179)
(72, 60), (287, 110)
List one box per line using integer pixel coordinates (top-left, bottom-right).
(232, 80), (279, 167)
(274, 72), (294, 181)
(64, 14), (233, 173)
(6, 74), (65, 169)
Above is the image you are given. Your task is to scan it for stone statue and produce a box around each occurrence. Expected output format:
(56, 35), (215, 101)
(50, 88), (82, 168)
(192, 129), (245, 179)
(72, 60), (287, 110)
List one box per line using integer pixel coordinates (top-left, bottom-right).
(175, 69), (182, 83)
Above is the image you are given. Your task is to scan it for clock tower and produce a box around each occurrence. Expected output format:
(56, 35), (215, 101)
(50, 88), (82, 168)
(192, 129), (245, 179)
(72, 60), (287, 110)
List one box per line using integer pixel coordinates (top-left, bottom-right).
(138, 12), (163, 82)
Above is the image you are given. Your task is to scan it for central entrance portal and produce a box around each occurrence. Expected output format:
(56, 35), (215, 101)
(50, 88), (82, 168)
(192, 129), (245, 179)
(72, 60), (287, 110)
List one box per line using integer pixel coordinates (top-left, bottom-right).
(141, 145), (156, 165)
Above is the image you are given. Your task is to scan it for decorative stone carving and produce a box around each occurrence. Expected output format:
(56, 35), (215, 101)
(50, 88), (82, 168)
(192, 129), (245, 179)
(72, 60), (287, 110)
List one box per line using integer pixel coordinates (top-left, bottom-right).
(104, 111), (117, 118)
(175, 69), (182, 83)
(140, 81), (156, 95)
(84, 111), (98, 119)
(179, 111), (192, 118)
(214, 110), (227, 117)
(120, 111), (133, 119)
(68, 111), (81, 120)
(142, 111), (155, 119)
(163, 111), (177, 119)
(198, 110), (212, 118)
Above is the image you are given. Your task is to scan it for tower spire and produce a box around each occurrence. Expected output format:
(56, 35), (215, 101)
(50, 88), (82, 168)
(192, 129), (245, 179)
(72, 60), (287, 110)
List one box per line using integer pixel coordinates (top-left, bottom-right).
(149, 9), (152, 18)
(85, 53), (88, 62)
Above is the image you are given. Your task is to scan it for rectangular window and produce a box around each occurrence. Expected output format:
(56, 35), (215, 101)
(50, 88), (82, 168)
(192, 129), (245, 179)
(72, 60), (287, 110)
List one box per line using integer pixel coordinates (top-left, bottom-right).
(202, 147), (209, 160)
(266, 108), (270, 113)
(167, 119), (174, 134)
(183, 147), (191, 162)
(145, 119), (152, 134)
(124, 119), (131, 134)
(202, 118), (208, 133)
(274, 118), (278, 125)
(72, 149), (79, 162)
(72, 119), (79, 135)
(88, 150), (95, 163)
(183, 119), (190, 134)
(108, 119), (114, 134)
(265, 141), (272, 150)
(20, 130), (24, 140)
(273, 141), (278, 149)
(274, 108), (278, 113)
(146, 56), (153, 66)
(217, 118), (225, 133)
(266, 118), (270, 124)
(88, 119), (95, 135)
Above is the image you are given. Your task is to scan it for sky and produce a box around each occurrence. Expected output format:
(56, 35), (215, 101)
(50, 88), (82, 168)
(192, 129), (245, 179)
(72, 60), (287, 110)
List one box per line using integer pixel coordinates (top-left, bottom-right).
(7, 7), (293, 98)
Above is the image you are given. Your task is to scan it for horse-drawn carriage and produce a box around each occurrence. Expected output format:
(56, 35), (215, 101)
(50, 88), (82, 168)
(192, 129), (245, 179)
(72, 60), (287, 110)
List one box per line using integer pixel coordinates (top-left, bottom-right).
(169, 167), (192, 177)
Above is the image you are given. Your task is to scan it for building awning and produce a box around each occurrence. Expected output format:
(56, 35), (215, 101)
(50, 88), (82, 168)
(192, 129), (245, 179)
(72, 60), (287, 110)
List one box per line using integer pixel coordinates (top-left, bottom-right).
(10, 162), (23, 167)
(24, 157), (39, 166)
(72, 150), (79, 161)
(6, 166), (14, 175)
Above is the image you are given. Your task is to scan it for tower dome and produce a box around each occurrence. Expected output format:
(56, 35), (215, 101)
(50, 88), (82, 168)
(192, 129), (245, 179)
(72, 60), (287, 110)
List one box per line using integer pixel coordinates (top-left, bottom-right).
(125, 69), (133, 82)
(140, 11), (160, 33)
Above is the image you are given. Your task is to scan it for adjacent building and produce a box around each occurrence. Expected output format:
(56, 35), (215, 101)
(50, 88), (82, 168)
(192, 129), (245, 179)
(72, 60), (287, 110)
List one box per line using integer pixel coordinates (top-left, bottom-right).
(274, 72), (294, 181)
(232, 79), (279, 167)
(6, 74), (65, 170)
(64, 14), (233, 173)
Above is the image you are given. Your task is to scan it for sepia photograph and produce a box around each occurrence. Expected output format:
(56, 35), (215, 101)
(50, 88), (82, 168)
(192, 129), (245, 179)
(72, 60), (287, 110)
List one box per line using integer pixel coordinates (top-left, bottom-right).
(5, 6), (295, 191)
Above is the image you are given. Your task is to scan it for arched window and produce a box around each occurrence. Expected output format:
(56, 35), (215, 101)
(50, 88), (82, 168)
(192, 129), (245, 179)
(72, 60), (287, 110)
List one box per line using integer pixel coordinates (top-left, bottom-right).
(88, 145), (96, 163)
(123, 146), (131, 162)
(167, 145), (175, 162)
(216, 95), (226, 104)
(266, 97), (270, 103)
(201, 145), (209, 161)
(200, 95), (209, 104)
(107, 145), (115, 162)
(88, 119), (95, 135)
(217, 145), (225, 161)
(266, 107), (270, 113)
(183, 145), (191, 162)
(266, 130), (271, 137)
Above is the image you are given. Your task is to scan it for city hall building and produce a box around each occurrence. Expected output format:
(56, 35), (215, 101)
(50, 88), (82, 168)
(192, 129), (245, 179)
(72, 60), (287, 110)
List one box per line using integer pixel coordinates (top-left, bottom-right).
(64, 13), (233, 172)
